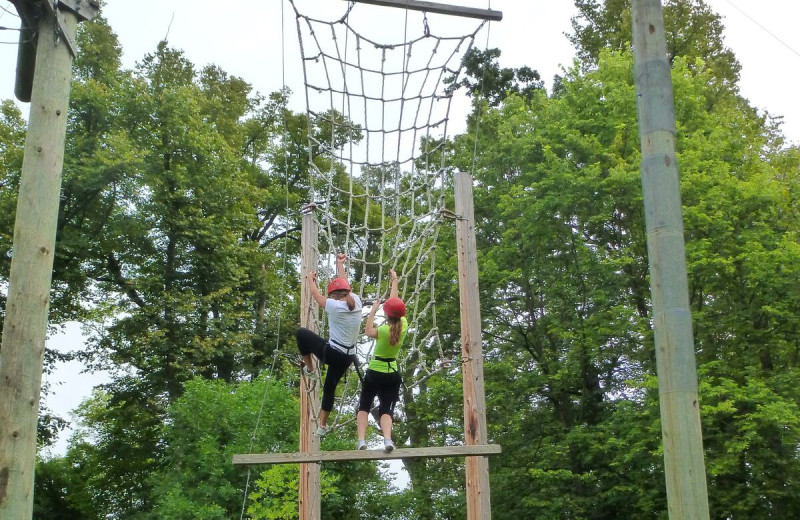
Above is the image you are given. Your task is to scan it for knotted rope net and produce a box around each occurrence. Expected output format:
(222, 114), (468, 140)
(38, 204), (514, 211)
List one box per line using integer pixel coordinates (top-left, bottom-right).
(290, 0), (485, 430)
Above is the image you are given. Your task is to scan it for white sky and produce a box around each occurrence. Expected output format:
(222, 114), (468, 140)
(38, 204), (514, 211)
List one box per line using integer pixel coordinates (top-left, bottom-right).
(1, 0), (799, 453)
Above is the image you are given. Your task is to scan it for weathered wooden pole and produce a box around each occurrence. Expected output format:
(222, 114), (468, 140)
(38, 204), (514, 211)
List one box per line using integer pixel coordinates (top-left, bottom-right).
(631, 1), (710, 518)
(454, 171), (492, 520)
(0, 3), (90, 518)
(298, 212), (321, 520)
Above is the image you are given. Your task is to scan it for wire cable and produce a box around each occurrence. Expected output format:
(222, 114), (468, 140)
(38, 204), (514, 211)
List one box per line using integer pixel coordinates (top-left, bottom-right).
(722, 0), (800, 59)
(1, 4), (21, 17)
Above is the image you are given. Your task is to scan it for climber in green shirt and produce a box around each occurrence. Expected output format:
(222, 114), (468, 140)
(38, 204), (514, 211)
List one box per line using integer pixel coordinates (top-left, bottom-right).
(356, 269), (407, 453)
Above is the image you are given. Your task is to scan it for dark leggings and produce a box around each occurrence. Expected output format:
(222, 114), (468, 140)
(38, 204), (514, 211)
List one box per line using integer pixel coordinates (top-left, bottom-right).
(296, 327), (355, 412)
(358, 369), (401, 417)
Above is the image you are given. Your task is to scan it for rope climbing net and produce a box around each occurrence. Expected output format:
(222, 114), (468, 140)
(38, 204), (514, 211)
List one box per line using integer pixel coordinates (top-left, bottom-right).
(289, 0), (486, 430)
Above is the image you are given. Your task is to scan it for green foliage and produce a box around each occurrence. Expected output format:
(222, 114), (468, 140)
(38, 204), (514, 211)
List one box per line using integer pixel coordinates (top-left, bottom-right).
(447, 48), (543, 107)
(247, 465), (303, 520)
(33, 457), (91, 520)
(9, 1), (799, 518)
(441, 42), (800, 517)
(0, 99), (26, 314)
(149, 376), (299, 519)
(569, 0), (740, 86)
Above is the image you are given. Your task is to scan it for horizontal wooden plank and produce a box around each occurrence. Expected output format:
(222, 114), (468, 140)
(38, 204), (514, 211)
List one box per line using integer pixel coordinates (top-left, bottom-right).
(344, 0), (503, 21)
(233, 444), (501, 465)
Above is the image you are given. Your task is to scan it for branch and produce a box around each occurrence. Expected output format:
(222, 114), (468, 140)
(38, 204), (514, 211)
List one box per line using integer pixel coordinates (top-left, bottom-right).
(105, 252), (148, 310)
(261, 226), (301, 246)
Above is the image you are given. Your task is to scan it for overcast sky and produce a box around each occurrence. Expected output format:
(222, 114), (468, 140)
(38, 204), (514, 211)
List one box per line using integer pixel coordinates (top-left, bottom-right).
(1, 0), (799, 453)
(2, 1), (799, 140)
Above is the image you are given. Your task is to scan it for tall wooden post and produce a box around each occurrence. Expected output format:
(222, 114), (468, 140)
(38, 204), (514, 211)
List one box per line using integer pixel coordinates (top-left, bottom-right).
(298, 213), (321, 520)
(632, 1), (710, 518)
(0, 5), (79, 518)
(454, 172), (491, 520)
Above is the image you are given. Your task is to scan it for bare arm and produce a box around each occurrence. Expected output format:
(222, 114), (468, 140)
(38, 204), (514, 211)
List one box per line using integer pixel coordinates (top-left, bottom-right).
(389, 269), (399, 299)
(365, 301), (379, 339)
(307, 271), (327, 308)
(336, 252), (347, 279)
(337, 253), (357, 309)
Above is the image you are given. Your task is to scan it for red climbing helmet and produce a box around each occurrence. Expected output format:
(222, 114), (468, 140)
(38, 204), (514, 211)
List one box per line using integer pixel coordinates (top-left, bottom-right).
(383, 297), (406, 319)
(327, 278), (351, 295)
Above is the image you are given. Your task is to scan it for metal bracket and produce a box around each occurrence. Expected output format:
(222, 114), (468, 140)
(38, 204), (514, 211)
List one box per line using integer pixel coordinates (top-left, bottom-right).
(43, 0), (77, 57)
(58, 0), (100, 21)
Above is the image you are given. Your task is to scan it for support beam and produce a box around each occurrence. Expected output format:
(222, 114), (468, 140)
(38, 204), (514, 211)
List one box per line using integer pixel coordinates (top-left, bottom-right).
(299, 213), (321, 520)
(0, 6), (78, 519)
(631, 1), (710, 519)
(234, 444), (501, 465)
(455, 172), (492, 520)
(343, 0), (502, 21)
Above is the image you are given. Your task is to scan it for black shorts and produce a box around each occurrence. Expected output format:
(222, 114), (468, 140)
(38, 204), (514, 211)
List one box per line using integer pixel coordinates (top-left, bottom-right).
(358, 369), (401, 417)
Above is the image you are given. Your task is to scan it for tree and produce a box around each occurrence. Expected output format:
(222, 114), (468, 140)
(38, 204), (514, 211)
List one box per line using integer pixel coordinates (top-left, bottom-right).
(569, 0), (741, 88)
(0, 100), (26, 304)
(149, 377), (299, 519)
(446, 48), (543, 107)
(442, 45), (800, 518)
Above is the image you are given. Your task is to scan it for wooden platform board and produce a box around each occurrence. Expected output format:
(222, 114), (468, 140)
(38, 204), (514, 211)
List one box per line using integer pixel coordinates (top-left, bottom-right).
(233, 444), (501, 465)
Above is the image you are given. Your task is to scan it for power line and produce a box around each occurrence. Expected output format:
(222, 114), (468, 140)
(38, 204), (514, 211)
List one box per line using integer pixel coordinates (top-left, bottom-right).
(1, 4), (21, 45)
(1, 4), (21, 17)
(723, 0), (800, 59)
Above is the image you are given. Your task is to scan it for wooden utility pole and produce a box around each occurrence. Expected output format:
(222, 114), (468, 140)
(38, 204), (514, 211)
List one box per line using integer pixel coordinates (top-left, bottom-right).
(298, 212), (321, 520)
(631, 1), (710, 518)
(0, 1), (96, 518)
(454, 171), (492, 520)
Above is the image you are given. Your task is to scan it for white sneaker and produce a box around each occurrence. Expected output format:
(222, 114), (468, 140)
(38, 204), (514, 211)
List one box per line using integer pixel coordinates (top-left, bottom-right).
(383, 439), (395, 453)
(356, 439), (367, 450)
(314, 426), (328, 437)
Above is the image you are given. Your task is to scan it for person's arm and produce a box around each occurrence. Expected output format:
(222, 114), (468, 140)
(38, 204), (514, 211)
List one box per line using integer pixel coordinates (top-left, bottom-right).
(365, 300), (379, 339)
(336, 252), (347, 279)
(337, 252), (357, 309)
(388, 269), (399, 299)
(307, 271), (327, 308)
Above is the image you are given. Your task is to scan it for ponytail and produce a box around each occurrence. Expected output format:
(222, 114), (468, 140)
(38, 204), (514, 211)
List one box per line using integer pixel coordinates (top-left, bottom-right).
(388, 317), (403, 346)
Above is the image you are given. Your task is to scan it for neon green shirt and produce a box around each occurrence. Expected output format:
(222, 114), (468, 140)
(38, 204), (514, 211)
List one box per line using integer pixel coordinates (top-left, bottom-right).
(368, 317), (408, 373)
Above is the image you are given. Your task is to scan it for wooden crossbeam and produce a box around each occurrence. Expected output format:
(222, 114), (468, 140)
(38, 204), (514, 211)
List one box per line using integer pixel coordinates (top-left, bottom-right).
(233, 444), (501, 465)
(343, 0), (503, 21)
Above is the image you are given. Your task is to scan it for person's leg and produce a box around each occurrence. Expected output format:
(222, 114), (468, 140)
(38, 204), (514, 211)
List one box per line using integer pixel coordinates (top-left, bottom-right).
(380, 413), (395, 452)
(296, 328), (326, 372)
(356, 411), (368, 449)
(356, 371), (379, 447)
(375, 372), (401, 451)
(318, 349), (351, 429)
(380, 413), (393, 441)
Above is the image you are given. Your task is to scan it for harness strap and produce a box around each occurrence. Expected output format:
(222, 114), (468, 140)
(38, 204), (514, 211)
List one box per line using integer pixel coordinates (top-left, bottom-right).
(329, 338), (356, 353)
(373, 355), (398, 373)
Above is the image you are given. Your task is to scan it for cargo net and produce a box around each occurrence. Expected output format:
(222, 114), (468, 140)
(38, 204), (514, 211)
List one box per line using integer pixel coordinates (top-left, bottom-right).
(289, 0), (485, 430)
